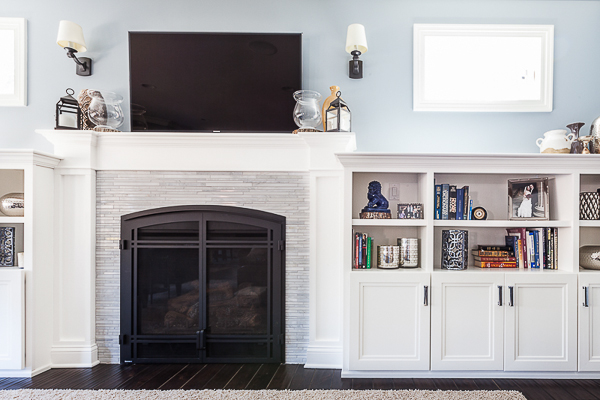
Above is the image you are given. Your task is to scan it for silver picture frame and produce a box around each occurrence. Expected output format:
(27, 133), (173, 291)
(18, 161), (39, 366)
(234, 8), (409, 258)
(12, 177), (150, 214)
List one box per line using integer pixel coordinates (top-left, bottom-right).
(508, 177), (549, 221)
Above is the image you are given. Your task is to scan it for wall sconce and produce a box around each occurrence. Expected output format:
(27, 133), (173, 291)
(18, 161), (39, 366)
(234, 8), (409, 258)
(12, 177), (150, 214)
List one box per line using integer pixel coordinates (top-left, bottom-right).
(346, 24), (368, 79)
(56, 20), (92, 76)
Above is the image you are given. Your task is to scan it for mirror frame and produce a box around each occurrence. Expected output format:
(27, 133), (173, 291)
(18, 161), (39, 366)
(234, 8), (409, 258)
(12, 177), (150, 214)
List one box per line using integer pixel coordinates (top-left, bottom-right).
(413, 24), (554, 112)
(0, 18), (27, 107)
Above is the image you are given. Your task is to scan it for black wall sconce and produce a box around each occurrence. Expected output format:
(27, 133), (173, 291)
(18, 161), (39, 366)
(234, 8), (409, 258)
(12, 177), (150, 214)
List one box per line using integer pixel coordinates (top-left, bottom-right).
(57, 20), (92, 76)
(346, 24), (368, 79)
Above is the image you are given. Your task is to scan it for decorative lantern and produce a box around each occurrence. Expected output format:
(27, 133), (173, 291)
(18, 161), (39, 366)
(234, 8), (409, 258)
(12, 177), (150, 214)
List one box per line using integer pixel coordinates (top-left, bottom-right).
(325, 91), (351, 132)
(55, 88), (82, 130)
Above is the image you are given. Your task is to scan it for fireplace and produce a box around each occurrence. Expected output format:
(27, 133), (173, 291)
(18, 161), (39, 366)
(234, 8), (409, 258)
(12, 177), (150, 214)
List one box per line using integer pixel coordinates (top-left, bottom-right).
(119, 205), (285, 364)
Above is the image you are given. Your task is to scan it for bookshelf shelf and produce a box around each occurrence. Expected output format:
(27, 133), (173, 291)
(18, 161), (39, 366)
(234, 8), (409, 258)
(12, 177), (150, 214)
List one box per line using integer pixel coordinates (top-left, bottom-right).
(434, 219), (571, 228)
(0, 216), (25, 224)
(352, 219), (427, 227)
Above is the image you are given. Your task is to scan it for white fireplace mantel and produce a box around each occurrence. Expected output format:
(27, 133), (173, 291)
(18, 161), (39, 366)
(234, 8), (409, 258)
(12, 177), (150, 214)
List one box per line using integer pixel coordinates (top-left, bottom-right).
(31, 129), (355, 371)
(37, 130), (356, 172)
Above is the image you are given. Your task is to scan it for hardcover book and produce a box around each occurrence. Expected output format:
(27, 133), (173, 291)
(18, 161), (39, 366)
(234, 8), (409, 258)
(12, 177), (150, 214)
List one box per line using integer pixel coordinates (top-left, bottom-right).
(435, 184), (442, 220)
(456, 188), (464, 220)
(441, 184), (450, 220)
(449, 185), (457, 220)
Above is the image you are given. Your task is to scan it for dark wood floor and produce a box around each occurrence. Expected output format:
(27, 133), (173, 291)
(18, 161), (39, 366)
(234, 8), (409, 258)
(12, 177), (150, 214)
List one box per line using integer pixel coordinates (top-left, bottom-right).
(1, 364), (600, 400)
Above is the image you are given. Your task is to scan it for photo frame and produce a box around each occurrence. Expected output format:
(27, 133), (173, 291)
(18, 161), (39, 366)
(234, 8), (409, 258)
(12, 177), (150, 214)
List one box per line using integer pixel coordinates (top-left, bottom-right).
(508, 177), (549, 220)
(0, 18), (27, 107)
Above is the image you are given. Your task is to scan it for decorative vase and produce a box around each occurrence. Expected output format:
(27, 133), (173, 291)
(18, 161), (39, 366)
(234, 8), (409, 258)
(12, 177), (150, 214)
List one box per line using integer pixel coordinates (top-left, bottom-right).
(567, 122), (585, 154)
(321, 86), (340, 131)
(88, 91), (124, 131)
(535, 129), (575, 154)
(377, 245), (400, 269)
(590, 115), (600, 154)
(397, 238), (419, 268)
(580, 192), (600, 220)
(441, 229), (468, 270)
(292, 90), (322, 131)
(0, 227), (15, 266)
(0, 192), (24, 217)
(579, 245), (600, 270)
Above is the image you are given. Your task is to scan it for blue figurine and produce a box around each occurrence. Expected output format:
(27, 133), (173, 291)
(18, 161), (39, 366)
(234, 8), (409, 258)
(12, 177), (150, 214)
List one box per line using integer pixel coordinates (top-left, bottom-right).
(362, 181), (391, 214)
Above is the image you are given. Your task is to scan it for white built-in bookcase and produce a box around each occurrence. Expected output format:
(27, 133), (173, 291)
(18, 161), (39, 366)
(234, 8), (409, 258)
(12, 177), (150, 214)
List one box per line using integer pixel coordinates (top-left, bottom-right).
(339, 153), (600, 377)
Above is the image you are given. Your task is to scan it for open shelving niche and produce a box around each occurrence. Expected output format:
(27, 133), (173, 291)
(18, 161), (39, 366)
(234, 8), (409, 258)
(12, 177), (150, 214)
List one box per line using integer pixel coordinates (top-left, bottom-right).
(344, 162), (579, 274)
(579, 174), (600, 274)
(0, 169), (25, 266)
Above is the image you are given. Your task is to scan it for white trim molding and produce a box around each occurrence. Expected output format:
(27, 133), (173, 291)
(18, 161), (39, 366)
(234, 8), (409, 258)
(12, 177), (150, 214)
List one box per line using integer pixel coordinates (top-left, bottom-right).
(0, 18), (27, 107)
(413, 24), (554, 112)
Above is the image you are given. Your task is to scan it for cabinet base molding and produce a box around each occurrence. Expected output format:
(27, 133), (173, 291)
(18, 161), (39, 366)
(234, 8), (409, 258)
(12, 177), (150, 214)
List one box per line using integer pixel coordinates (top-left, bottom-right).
(305, 344), (343, 369)
(51, 344), (99, 368)
(341, 370), (600, 379)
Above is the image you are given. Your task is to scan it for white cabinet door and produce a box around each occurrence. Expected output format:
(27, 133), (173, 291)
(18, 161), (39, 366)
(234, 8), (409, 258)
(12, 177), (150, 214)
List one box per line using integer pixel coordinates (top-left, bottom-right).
(0, 269), (24, 370)
(431, 272), (504, 371)
(579, 273), (600, 371)
(349, 272), (430, 370)
(504, 273), (577, 371)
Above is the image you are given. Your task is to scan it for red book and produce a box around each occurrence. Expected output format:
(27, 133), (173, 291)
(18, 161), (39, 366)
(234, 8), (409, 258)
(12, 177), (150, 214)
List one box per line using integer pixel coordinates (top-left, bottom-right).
(474, 261), (518, 268)
(473, 255), (517, 262)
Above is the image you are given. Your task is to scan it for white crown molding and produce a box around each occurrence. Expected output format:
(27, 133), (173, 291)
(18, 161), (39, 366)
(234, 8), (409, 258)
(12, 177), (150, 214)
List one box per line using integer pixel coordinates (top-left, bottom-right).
(0, 150), (62, 169)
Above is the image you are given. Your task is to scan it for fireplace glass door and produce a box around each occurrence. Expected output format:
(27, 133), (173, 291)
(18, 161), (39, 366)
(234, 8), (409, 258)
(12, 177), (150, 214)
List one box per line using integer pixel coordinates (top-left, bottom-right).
(120, 206), (285, 364)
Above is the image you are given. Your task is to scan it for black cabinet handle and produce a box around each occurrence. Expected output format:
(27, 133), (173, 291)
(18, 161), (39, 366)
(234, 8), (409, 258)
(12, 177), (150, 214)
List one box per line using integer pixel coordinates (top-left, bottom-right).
(498, 285), (503, 306)
(583, 286), (590, 308)
(424, 285), (429, 306)
(508, 286), (514, 307)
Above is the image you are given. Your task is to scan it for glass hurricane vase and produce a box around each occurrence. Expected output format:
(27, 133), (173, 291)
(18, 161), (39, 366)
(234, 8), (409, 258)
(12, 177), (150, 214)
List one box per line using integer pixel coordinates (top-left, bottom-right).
(88, 91), (124, 131)
(292, 90), (322, 130)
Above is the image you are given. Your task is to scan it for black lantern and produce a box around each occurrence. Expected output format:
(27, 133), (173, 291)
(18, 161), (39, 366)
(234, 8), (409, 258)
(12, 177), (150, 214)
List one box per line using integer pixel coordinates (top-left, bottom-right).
(55, 88), (82, 130)
(325, 91), (351, 132)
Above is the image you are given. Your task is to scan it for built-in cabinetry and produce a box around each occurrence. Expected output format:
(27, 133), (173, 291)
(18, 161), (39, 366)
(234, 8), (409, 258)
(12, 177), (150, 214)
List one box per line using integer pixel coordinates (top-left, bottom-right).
(340, 154), (600, 377)
(0, 151), (60, 377)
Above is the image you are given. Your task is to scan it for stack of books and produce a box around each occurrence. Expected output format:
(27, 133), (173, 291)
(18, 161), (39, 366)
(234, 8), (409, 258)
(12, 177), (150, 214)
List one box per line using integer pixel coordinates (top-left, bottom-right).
(353, 232), (374, 269)
(505, 227), (558, 269)
(435, 184), (472, 220)
(472, 245), (518, 268)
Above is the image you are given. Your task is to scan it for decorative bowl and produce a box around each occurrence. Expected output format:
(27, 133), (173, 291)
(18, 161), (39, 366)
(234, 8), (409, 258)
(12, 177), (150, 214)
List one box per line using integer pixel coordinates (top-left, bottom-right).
(579, 245), (600, 270)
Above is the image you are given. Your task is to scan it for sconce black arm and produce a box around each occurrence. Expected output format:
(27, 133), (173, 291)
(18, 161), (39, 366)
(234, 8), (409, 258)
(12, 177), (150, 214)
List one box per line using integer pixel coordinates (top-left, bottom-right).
(65, 47), (92, 76)
(349, 50), (363, 79)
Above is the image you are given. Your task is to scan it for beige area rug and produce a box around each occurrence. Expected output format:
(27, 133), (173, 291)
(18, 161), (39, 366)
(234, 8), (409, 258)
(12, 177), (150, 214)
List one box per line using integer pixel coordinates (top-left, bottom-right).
(0, 389), (526, 399)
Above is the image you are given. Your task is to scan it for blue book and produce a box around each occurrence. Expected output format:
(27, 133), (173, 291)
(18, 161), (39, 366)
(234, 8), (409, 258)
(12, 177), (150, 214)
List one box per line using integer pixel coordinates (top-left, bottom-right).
(456, 188), (464, 220)
(441, 184), (450, 220)
(505, 236), (519, 266)
(435, 184), (442, 220)
(462, 186), (469, 220)
(532, 230), (540, 268)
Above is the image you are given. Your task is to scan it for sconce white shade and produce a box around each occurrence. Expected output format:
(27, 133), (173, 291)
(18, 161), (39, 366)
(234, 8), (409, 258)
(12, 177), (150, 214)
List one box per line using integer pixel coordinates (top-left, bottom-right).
(345, 23), (368, 54)
(57, 20), (87, 52)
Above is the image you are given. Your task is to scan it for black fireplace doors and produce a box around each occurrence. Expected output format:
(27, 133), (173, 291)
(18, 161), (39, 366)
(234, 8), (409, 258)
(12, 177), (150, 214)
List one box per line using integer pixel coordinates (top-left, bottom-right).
(119, 205), (285, 364)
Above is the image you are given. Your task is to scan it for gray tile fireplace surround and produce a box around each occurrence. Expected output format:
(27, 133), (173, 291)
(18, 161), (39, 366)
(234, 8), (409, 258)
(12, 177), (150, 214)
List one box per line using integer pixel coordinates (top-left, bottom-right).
(96, 170), (310, 364)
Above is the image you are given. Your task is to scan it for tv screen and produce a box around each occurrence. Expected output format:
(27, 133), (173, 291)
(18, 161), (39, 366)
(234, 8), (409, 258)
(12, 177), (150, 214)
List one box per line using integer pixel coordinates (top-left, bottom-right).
(129, 32), (302, 132)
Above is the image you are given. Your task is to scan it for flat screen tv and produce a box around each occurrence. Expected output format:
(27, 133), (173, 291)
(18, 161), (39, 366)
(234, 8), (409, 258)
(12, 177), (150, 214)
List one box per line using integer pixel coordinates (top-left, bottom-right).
(129, 32), (302, 132)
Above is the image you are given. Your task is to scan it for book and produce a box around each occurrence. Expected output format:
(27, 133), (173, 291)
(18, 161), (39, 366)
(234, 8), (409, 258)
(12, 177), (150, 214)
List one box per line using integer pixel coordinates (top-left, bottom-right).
(553, 227), (558, 269)
(506, 228), (527, 268)
(472, 249), (515, 257)
(468, 198), (473, 220)
(435, 184), (442, 220)
(478, 245), (512, 251)
(473, 255), (517, 262)
(441, 184), (450, 220)
(366, 236), (372, 269)
(474, 261), (518, 268)
(362, 233), (368, 267)
(354, 232), (360, 268)
(546, 227), (553, 269)
(462, 186), (469, 220)
(449, 185), (457, 220)
(456, 188), (464, 220)
(504, 235), (520, 266)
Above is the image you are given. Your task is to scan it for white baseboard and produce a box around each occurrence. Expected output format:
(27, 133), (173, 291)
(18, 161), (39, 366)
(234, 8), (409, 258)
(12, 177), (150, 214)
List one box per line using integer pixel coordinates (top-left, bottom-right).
(304, 344), (342, 369)
(51, 344), (99, 368)
(341, 369), (600, 379)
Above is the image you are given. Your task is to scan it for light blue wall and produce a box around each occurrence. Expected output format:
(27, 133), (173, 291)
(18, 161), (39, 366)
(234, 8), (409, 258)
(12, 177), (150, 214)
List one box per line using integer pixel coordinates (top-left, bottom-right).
(2, 0), (599, 153)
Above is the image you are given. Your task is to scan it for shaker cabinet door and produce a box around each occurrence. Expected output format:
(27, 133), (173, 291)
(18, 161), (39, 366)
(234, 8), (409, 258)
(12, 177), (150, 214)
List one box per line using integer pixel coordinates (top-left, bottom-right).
(349, 272), (430, 371)
(431, 272), (504, 371)
(0, 269), (24, 370)
(504, 273), (577, 371)
(579, 273), (600, 371)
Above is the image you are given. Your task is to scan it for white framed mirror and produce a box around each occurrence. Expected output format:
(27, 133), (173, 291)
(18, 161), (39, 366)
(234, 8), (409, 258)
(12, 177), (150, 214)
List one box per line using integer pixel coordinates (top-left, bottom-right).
(0, 18), (26, 107)
(413, 24), (554, 112)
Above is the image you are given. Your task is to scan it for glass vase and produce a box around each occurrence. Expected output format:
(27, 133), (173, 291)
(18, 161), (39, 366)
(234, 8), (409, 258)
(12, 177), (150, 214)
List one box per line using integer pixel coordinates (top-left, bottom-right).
(292, 90), (322, 130)
(88, 91), (125, 131)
